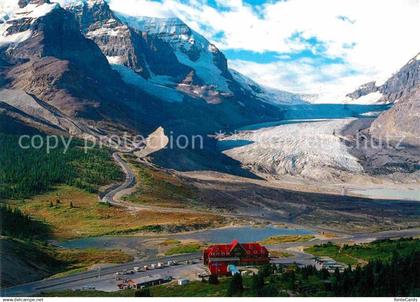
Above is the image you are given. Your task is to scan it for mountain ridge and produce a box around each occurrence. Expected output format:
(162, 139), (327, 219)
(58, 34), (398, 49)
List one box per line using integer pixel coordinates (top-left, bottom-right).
(0, 0), (293, 158)
(347, 52), (420, 105)
(348, 52), (420, 146)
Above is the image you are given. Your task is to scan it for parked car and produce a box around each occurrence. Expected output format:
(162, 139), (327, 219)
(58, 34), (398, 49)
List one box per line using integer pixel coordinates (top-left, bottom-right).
(81, 286), (96, 291)
(178, 279), (189, 286)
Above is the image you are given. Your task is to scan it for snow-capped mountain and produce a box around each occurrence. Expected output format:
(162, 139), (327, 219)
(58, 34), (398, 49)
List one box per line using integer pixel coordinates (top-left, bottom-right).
(368, 52), (420, 146)
(118, 14), (310, 106)
(346, 52), (420, 105)
(118, 15), (233, 92)
(0, 0), (292, 143)
(0, 0), (57, 47)
(66, 1), (234, 104)
(65, 0), (306, 106)
(0, 0), (157, 138)
(65, 0), (191, 103)
(346, 52), (420, 146)
(230, 69), (310, 106)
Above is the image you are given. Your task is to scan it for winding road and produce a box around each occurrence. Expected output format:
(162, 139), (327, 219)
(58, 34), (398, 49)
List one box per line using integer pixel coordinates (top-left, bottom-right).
(101, 153), (222, 215)
(3, 153), (419, 297)
(101, 153), (136, 206)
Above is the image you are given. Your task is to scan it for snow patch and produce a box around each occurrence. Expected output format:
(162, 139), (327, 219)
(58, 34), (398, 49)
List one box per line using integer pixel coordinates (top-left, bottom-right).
(117, 15), (232, 93)
(111, 64), (184, 103)
(0, 1), (19, 19)
(106, 56), (124, 65)
(231, 69), (309, 105)
(86, 24), (128, 38)
(23, 3), (58, 19)
(174, 49), (231, 92)
(86, 0), (106, 8)
(344, 91), (385, 105)
(0, 29), (32, 47)
(0, 2), (58, 47)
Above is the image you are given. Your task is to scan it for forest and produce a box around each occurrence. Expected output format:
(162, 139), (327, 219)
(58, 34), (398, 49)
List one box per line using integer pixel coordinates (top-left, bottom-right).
(226, 243), (420, 297)
(0, 134), (123, 200)
(0, 205), (50, 239)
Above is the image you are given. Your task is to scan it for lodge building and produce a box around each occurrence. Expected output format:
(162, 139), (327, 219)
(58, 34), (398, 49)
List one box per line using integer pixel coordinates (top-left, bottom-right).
(203, 240), (270, 275)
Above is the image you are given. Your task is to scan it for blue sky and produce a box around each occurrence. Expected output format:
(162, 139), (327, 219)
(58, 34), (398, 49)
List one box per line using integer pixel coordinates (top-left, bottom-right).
(108, 0), (420, 100)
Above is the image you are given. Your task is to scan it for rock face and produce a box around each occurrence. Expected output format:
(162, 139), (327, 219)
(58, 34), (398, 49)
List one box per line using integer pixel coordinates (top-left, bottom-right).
(347, 52), (420, 104)
(0, 0), (300, 152)
(67, 0), (149, 78)
(67, 2), (195, 84)
(370, 85), (420, 146)
(379, 53), (420, 103)
(0, 1), (151, 138)
(346, 81), (379, 99)
(18, 0), (49, 8)
(347, 52), (420, 146)
(61, 1), (293, 131)
(369, 53), (420, 146)
(123, 16), (232, 84)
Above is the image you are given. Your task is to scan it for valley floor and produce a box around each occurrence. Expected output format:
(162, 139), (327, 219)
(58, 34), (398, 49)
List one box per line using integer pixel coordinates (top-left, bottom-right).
(1, 116), (419, 293)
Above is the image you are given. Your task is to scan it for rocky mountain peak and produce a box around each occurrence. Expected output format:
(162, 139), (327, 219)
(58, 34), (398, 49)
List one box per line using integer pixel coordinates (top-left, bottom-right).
(360, 51), (420, 146)
(66, 0), (114, 33)
(346, 81), (378, 99)
(347, 52), (420, 104)
(18, 0), (50, 9)
(118, 15), (232, 93)
(379, 51), (420, 103)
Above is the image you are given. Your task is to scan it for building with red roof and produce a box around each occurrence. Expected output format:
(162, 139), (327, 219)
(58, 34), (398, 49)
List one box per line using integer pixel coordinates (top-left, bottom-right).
(203, 240), (270, 276)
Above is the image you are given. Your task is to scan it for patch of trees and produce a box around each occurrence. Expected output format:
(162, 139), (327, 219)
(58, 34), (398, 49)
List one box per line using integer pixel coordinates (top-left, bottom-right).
(253, 251), (420, 297)
(134, 288), (151, 297)
(330, 251), (420, 296)
(0, 205), (50, 239)
(0, 134), (124, 200)
(227, 273), (243, 296)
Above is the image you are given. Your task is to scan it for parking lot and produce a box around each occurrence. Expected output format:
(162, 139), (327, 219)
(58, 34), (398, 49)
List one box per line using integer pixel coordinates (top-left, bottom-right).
(71, 261), (208, 292)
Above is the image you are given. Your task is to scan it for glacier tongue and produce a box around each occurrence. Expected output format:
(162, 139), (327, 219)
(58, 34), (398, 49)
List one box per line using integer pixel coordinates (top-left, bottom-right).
(220, 119), (364, 181)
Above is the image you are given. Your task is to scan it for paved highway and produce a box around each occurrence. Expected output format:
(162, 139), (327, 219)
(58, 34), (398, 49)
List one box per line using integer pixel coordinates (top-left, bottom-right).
(101, 153), (136, 206)
(1, 253), (202, 297)
(3, 152), (420, 297)
(3, 228), (420, 296)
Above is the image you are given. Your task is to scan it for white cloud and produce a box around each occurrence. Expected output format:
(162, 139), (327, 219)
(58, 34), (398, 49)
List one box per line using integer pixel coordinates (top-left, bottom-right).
(229, 59), (371, 101)
(106, 0), (420, 100)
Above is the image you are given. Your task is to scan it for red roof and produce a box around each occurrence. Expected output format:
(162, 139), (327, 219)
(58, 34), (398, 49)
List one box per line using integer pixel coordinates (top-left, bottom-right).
(205, 240), (268, 257)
